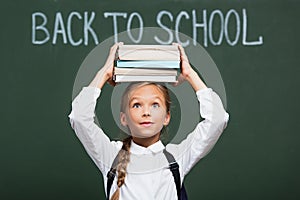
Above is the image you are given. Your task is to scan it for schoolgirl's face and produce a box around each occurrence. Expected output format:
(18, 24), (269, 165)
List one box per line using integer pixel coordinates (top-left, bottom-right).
(120, 84), (170, 139)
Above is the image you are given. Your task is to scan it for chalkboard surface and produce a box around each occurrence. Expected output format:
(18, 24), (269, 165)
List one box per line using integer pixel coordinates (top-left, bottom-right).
(1, 0), (299, 200)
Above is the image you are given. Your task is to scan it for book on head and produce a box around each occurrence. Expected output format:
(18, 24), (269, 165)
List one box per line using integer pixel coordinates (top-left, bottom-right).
(114, 44), (180, 83)
(118, 45), (180, 61)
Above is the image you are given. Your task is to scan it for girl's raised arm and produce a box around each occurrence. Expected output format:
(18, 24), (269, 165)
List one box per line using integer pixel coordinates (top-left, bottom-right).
(169, 44), (229, 176)
(68, 42), (123, 174)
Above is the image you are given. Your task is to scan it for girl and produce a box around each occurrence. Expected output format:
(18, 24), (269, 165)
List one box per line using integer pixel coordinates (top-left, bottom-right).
(68, 43), (229, 200)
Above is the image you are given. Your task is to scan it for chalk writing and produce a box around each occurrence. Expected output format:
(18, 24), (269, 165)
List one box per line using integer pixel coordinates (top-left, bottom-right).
(31, 9), (263, 47)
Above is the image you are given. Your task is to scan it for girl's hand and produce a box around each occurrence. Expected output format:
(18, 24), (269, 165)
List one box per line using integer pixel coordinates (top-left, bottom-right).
(172, 43), (194, 86)
(89, 42), (123, 88)
(101, 42), (124, 86)
(172, 43), (207, 91)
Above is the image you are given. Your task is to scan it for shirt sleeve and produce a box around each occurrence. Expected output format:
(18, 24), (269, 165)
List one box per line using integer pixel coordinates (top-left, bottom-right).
(68, 86), (121, 174)
(166, 88), (229, 176)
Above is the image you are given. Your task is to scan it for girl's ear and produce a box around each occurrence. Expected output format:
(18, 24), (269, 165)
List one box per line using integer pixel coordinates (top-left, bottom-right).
(120, 112), (127, 126)
(163, 111), (171, 126)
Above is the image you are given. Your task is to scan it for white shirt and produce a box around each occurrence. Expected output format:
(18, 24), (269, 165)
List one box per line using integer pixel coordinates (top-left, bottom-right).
(68, 86), (229, 200)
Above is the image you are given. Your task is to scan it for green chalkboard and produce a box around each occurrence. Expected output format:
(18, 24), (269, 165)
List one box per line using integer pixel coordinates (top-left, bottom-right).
(1, 0), (299, 200)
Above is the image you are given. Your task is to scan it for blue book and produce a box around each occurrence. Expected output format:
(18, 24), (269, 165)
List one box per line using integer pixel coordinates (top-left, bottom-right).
(116, 60), (180, 68)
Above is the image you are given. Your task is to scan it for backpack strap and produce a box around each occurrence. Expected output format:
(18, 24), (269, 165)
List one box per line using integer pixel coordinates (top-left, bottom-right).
(180, 184), (188, 200)
(163, 149), (188, 200)
(106, 151), (121, 200)
(163, 149), (181, 200)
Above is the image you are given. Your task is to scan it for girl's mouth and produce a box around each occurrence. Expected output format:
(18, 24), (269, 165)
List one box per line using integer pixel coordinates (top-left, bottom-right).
(140, 122), (153, 127)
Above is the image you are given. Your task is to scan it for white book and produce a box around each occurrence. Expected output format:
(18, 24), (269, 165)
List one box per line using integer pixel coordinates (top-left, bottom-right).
(114, 67), (178, 76)
(118, 45), (180, 61)
(113, 75), (177, 83)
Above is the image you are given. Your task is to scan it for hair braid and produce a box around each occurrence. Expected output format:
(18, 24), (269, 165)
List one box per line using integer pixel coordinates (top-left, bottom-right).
(110, 136), (132, 200)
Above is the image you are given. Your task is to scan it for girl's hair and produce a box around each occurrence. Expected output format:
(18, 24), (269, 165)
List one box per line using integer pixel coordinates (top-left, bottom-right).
(110, 82), (171, 200)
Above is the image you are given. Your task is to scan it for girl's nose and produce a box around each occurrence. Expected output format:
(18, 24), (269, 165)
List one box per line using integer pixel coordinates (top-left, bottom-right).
(142, 106), (151, 117)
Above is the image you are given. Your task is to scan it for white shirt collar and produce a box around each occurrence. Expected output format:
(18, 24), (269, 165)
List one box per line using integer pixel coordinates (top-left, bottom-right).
(130, 140), (165, 155)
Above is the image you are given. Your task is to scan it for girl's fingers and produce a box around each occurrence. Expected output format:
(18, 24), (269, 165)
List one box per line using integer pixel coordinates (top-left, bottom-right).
(104, 42), (124, 68)
(172, 74), (186, 87)
(173, 43), (189, 65)
(109, 43), (120, 59)
(109, 42), (123, 57)
(173, 43), (187, 57)
(108, 79), (116, 87)
(105, 42), (123, 86)
(172, 43), (193, 79)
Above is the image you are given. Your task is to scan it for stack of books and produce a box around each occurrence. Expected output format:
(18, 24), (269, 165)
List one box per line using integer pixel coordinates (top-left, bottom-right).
(113, 45), (180, 83)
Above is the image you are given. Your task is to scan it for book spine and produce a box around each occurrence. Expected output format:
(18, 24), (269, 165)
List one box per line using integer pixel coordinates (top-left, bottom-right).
(114, 75), (177, 83)
(116, 60), (180, 68)
(114, 67), (178, 76)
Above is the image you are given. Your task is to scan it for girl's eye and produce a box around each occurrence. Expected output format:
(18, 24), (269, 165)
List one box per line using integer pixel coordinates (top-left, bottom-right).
(132, 103), (141, 108)
(152, 103), (160, 108)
